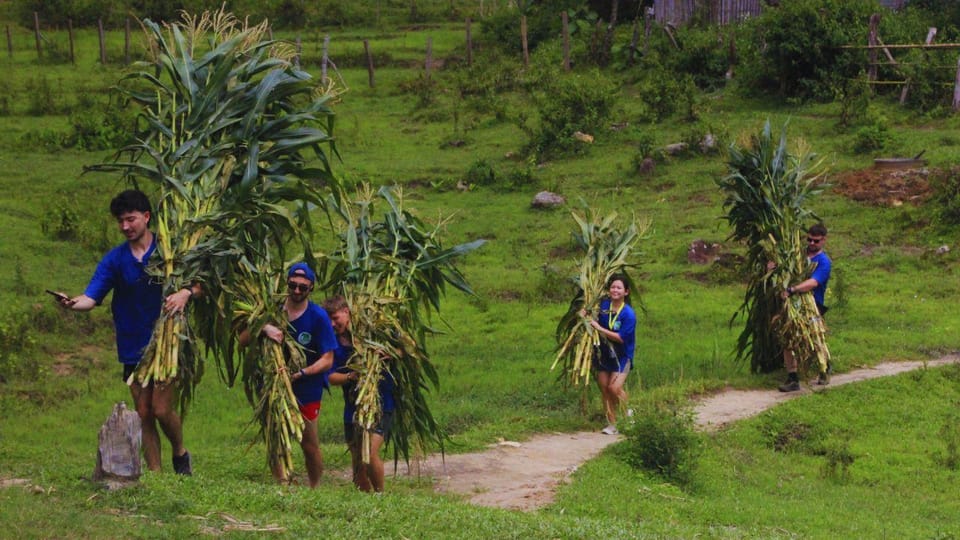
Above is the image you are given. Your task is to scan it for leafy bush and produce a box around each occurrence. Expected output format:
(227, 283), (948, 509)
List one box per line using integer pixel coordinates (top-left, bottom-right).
(738, 0), (875, 101)
(619, 389), (701, 486)
(935, 413), (960, 470)
(25, 76), (61, 116)
(0, 308), (37, 383)
(464, 159), (498, 187)
(670, 25), (735, 92)
(68, 92), (135, 151)
(398, 73), (442, 110)
(929, 166), (960, 226)
(525, 69), (618, 158)
(637, 69), (698, 122)
(851, 116), (890, 155)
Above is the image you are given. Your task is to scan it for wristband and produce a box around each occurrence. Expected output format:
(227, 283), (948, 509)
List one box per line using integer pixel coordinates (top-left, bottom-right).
(299, 369), (306, 378)
(787, 287), (794, 296)
(182, 286), (193, 298)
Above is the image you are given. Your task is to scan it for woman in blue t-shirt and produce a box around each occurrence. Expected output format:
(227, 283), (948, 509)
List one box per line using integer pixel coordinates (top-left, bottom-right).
(590, 274), (636, 435)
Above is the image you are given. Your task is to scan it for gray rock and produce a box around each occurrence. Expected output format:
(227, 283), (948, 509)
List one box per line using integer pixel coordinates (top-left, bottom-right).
(531, 191), (566, 209)
(93, 402), (142, 483)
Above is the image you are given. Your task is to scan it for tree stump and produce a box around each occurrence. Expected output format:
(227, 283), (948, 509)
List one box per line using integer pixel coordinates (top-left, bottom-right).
(92, 402), (142, 484)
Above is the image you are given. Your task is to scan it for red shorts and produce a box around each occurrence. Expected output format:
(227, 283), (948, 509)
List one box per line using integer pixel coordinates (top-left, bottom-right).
(299, 400), (322, 421)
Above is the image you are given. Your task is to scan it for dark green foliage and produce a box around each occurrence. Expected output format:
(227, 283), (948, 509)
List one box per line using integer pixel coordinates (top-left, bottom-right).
(0, 309), (37, 383)
(738, 0), (875, 101)
(851, 114), (890, 154)
(935, 410), (960, 470)
(898, 49), (956, 113)
(619, 391), (701, 487)
(24, 76), (61, 116)
(398, 73), (441, 110)
(633, 62), (698, 122)
(464, 159), (497, 187)
(929, 166), (960, 226)
(670, 25), (735, 92)
(526, 69), (618, 159)
(68, 93), (136, 151)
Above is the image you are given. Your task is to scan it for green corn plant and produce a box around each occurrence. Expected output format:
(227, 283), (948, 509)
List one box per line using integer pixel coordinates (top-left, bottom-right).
(320, 184), (485, 465)
(553, 204), (650, 389)
(717, 121), (830, 374)
(87, 7), (340, 425)
(229, 265), (306, 482)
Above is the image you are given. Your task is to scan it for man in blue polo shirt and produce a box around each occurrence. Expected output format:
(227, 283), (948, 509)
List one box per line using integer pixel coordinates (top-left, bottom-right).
(55, 190), (197, 474)
(779, 223), (833, 392)
(257, 262), (337, 487)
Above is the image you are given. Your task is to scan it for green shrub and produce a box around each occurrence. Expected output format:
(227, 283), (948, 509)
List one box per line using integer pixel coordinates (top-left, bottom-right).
(619, 389), (702, 486)
(738, 0), (875, 101)
(929, 166), (960, 226)
(25, 76), (61, 116)
(935, 413), (960, 470)
(635, 64), (697, 122)
(0, 308), (36, 383)
(464, 159), (497, 187)
(851, 120), (890, 155)
(398, 73), (441, 110)
(526, 69), (618, 158)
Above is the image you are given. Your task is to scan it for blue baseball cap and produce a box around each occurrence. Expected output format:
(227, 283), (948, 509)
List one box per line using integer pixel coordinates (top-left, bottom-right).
(287, 262), (316, 284)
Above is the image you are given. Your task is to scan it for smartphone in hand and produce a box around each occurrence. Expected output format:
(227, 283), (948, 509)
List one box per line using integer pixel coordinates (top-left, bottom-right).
(45, 290), (70, 302)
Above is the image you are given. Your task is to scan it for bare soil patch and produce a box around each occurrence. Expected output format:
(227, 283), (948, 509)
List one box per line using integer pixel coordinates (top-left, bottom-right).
(833, 167), (932, 207)
(393, 355), (959, 511)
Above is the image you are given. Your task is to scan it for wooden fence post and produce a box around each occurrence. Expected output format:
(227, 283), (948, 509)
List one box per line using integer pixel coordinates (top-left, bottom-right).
(295, 35), (301, 68)
(364, 39), (375, 88)
(5, 25), (12, 59)
(953, 55), (960, 111)
(644, 5), (653, 54)
(321, 35), (330, 84)
(867, 13), (880, 84)
(124, 18), (131, 65)
(34, 12), (42, 60)
(561, 11), (571, 71)
(465, 18), (473, 67)
(901, 27), (937, 105)
(98, 18), (107, 64)
(68, 19), (75, 64)
(425, 36), (433, 78)
(521, 15), (529, 68)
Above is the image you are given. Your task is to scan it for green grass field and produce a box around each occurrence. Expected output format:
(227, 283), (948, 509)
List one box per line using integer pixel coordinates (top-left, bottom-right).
(2, 13), (960, 538)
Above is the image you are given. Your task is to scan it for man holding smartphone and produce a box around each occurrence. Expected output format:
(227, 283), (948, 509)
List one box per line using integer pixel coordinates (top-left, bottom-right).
(54, 189), (196, 475)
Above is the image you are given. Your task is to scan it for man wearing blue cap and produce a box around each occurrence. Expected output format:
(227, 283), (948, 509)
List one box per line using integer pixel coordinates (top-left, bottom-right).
(256, 262), (337, 487)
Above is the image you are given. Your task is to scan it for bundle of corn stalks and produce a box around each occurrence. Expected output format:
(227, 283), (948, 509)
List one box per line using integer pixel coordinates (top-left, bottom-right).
(717, 121), (830, 374)
(88, 5), (339, 436)
(320, 184), (485, 464)
(553, 205), (650, 388)
(229, 266), (306, 481)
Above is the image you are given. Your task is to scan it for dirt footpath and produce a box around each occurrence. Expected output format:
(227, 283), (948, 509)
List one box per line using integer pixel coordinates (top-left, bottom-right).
(403, 355), (959, 511)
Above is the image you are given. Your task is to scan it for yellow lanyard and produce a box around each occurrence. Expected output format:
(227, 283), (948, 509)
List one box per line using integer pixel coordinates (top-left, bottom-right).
(608, 301), (624, 330)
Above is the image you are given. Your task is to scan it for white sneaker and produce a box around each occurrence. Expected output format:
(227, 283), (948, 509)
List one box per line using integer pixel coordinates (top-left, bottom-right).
(601, 425), (618, 435)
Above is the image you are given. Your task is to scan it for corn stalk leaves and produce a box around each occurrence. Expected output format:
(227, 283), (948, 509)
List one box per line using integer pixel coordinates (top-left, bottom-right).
(85, 7), (341, 481)
(717, 120), (830, 374)
(553, 204), (650, 389)
(321, 185), (485, 465)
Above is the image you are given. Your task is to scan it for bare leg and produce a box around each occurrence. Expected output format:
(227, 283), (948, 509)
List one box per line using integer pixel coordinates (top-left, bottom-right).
(608, 365), (631, 416)
(365, 432), (386, 493)
(300, 417), (323, 488)
(348, 437), (372, 492)
(784, 350), (797, 374)
(596, 371), (616, 424)
(150, 382), (186, 457)
(131, 384), (161, 471)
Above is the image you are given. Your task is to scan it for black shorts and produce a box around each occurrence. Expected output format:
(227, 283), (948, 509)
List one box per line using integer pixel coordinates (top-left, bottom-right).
(122, 363), (138, 382)
(344, 410), (395, 443)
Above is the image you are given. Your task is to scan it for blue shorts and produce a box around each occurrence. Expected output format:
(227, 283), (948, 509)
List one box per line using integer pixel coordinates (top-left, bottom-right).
(344, 410), (395, 443)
